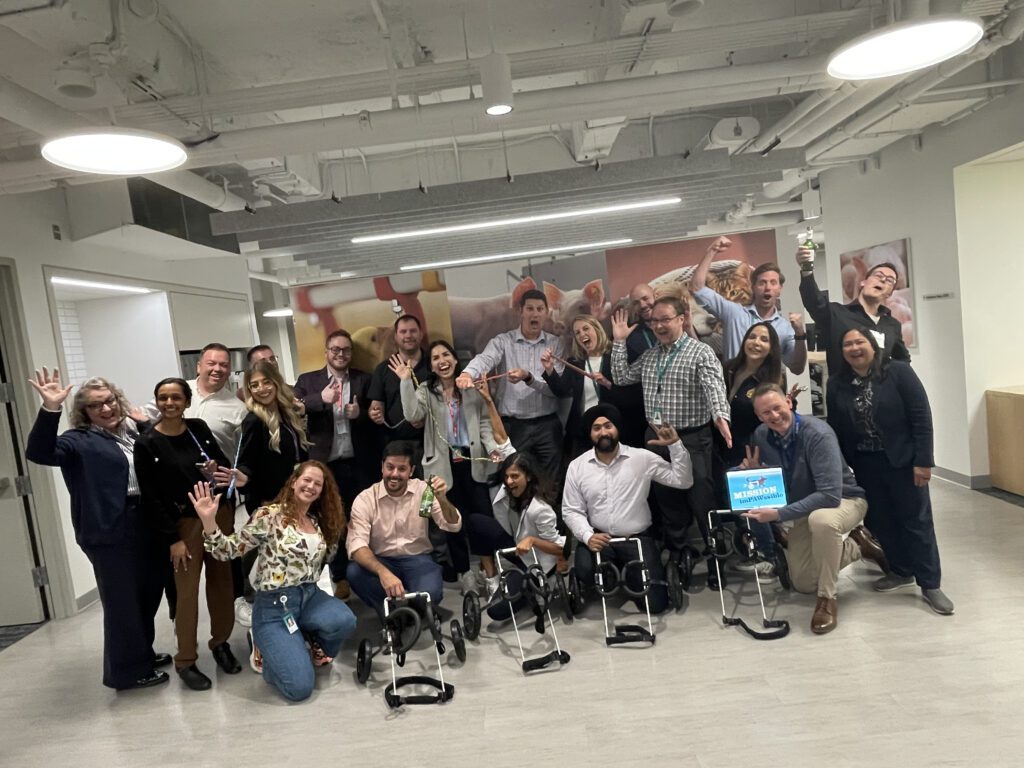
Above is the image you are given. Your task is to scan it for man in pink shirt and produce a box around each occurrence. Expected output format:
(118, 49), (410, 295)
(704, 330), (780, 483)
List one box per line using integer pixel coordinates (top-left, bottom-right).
(346, 441), (462, 615)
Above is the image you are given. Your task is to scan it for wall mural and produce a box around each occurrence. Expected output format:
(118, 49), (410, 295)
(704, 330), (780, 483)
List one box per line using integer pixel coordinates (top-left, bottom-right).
(839, 237), (915, 349)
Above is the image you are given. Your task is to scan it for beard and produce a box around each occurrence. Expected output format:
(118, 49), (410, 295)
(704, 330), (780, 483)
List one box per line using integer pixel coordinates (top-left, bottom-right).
(595, 435), (619, 452)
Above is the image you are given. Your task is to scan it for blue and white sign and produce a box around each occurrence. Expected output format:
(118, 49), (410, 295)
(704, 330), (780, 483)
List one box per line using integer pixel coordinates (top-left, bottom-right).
(726, 467), (788, 511)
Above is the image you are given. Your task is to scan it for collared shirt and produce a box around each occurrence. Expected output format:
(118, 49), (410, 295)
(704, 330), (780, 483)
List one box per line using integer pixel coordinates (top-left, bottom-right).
(462, 328), (565, 419)
(347, 477), (462, 558)
(183, 378), (248, 460)
(610, 336), (730, 429)
(492, 489), (565, 573)
(692, 286), (797, 366)
(326, 367), (354, 461)
(562, 442), (693, 544)
(89, 418), (141, 496)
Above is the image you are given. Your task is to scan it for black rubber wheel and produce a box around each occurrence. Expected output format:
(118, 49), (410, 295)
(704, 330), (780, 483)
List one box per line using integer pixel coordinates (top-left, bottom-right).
(567, 569), (584, 615)
(355, 639), (372, 685)
(775, 547), (792, 591)
(679, 548), (695, 591)
(462, 591), (481, 640)
(555, 572), (574, 624)
(666, 560), (684, 610)
(450, 620), (467, 663)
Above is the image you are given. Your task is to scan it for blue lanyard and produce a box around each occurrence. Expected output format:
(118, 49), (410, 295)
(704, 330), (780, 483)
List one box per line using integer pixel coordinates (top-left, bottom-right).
(654, 338), (684, 391)
(185, 428), (211, 462)
(777, 413), (802, 474)
(642, 327), (656, 349)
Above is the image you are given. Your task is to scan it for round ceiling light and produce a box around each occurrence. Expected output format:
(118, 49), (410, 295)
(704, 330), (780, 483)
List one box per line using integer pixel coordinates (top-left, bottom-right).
(827, 17), (984, 80)
(41, 127), (188, 175)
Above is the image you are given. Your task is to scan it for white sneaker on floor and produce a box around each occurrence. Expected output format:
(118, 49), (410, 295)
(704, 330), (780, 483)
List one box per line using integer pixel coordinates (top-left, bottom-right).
(234, 597), (252, 628)
(460, 571), (480, 595)
(485, 574), (500, 599)
(754, 561), (777, 583)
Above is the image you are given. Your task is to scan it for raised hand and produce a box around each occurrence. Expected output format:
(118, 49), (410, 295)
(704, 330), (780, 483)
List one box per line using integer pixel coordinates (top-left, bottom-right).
(788, 312), (805, 335)
(127, 405), (150, 424)
(796, 247), (814, 268)
(540, 348), (555, 374)
(387, 353), (413, 381)
(28, 366), (73, 410)
(455, 372), (475, 390)
(646, 422), (680, 446)
(429, 475), (449, 498)
(610, 307), (636, 342)
(709, 235), (732, 254)
(740, 444), (761, 469)
(188, 481), (222, 522)
(474, 376), (494, 402)
(320, 379), (338, 405)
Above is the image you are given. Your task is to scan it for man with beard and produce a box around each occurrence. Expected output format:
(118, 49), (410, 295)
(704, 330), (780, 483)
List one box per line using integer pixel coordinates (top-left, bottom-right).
(368, 315), (430, 458)
(562, 404), (692, 614)
(346, 441), (462, 616)
(456, 288), (566, 474)
(625, 282), (658, 364)
(691, 236), (806, 374)
(797, 250), (910, 375)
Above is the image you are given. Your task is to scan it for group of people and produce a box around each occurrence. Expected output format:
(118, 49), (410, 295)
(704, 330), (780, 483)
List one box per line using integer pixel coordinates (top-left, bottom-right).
(26, 237), (951, 703)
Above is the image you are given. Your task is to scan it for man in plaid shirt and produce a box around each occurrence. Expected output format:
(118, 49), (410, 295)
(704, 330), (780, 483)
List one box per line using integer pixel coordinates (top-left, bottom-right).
(611, 296), (732, 589)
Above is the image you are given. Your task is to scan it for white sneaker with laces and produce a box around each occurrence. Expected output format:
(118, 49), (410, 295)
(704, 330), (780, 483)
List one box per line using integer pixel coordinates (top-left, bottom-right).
(485, 574), (500, 598)
(754, 561), (777, 583)
(460, 571), (479, 595)
(234, 597), (253, 628)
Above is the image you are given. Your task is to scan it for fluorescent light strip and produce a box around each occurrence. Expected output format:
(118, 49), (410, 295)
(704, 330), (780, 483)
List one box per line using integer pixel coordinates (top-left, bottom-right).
(352, 197), (681, 244)
(50, 276), (152, 294)
(400, 239), (632, 272)
(262, 308), (294, 318)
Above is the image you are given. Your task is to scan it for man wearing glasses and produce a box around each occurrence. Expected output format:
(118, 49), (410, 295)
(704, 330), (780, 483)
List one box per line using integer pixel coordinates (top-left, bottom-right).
(610, 297), (732, 588)
(293, 329), (373, 600)
(797, 251), (910, 375)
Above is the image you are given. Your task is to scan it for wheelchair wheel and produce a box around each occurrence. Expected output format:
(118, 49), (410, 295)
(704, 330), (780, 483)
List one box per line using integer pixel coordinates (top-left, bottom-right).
(666, 561), (684, 611)
(567, 569), (584, 615)
(355, 639), (372, 685)
(555, 572), (574, 624)
(774, 547), (792, 591)
(462, 591), (482, 640)
(678, 547), (695, 592)
(450, 620), (467, 663)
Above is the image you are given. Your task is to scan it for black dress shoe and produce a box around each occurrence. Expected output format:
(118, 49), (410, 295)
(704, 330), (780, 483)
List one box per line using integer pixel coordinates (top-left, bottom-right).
(153, 653), (172, 668)
(117, 670), (169, 691)
(212, 642), (242, 674)
(177, 664), (212, 691)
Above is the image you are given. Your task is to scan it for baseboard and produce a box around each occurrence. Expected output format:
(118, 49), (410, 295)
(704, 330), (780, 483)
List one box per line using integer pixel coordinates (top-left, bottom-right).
(75, 588), (98, 612)
(932, 467), (992, 489)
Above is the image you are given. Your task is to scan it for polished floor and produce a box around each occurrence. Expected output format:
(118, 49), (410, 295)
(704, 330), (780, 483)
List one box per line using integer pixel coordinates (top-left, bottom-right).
(2, 479), (1021, 768)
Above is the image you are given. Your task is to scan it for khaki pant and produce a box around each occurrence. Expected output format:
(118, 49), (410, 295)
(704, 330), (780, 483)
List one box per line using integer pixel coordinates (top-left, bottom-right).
(173, 504), (235, 670)
(787, 497), (868, 600)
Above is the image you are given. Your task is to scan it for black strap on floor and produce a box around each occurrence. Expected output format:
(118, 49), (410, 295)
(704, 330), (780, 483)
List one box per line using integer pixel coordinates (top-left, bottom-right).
(384, 675), (455, 708)
(722, 615), (790, 640)
(605, 623), (656, 646)
(521, 649), (571, 672)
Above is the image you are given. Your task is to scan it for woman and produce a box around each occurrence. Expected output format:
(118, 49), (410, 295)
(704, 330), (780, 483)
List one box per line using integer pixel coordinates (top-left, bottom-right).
(25, 368), (168, 691)
(541, 314), (646, 455)
(463, 452), (566, 619)
(189, 461), (357, 702)
(392, 340), (497, 594)
(134, 378), (244, 691)
(827, 327), (953, 616)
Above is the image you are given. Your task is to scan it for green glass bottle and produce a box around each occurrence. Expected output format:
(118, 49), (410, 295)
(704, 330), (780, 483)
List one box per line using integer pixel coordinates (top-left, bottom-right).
(419, 478), (435, 518)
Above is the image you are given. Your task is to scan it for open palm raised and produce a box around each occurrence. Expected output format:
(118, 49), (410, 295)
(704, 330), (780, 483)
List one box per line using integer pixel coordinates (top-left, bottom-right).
(28, 366), (73, 410)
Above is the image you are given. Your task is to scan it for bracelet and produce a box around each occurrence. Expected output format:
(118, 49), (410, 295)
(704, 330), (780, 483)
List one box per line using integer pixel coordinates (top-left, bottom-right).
(794, 335), (807, 341)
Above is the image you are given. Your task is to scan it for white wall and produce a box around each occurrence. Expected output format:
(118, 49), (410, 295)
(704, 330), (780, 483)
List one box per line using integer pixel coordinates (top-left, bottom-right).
(953, 158), (1024, 477)
(819, 84), (1024, 484)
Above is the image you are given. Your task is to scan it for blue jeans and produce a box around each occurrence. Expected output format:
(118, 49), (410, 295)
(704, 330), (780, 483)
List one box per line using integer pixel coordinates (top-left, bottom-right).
(346, 554), (443, 616)
(252, 583), (357, 702)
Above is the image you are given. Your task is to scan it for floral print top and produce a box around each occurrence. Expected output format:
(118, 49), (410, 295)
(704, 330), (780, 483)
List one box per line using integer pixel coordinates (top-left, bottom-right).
(203, 503), (333, 591)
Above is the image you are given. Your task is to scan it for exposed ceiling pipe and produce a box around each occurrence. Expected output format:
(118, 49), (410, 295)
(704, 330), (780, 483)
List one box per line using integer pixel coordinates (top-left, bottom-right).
(747, 84), (847, 154)
(761, 167), (818, 200)
(779, 77), (902, 148)
(806, 6), (1024, 161)
(0, 76), (247, 210)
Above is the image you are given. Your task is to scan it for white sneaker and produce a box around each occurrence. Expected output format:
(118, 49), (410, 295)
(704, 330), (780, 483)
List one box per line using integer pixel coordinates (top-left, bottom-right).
(460, 571), (479, 595)
(234, 597), (253, 628)
(754, 561), (777, 584)
(485, 575), (500, 598)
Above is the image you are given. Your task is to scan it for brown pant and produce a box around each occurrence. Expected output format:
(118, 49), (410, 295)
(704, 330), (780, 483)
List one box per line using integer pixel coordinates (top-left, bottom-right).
(787, 497), (868, 600)
(173, 504), (235, 670)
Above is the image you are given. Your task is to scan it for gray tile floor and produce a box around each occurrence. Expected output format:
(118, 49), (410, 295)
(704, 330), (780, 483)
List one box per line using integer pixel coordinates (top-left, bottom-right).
(2, 478), (1021, 767)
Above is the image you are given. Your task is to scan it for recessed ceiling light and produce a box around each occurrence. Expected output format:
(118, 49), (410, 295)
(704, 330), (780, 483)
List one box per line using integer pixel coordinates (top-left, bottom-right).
(41, 127), (188, 175)
(50, 276), (152, 294)
(352, 197), (681, 244)
(262, 308), (294, 318)
(400, 238), (632, 272)
(827, 16), (983, 80)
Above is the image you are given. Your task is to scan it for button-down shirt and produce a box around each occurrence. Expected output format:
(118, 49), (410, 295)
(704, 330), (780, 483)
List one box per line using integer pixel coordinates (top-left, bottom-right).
(692, 286), (797, 365)
(183, 379), (248, 460)
(326, 368), (354, 461)
(562, 442), (693, 544)
(610, 336), (730, 429)
(347, 478), (462, 558)
(87, 417), (141, 496)
(462, 329), (565, 419)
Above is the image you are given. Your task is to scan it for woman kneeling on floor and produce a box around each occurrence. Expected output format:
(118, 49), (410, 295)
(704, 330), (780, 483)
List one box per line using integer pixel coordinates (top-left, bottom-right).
(189, 461), (356, 702)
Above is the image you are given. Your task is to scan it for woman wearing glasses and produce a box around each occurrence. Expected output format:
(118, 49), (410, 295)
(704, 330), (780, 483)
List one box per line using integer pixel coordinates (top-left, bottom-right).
(134, 377), (245, 690)
(26, 369), (169, 691)
(392, 340), (498, 594)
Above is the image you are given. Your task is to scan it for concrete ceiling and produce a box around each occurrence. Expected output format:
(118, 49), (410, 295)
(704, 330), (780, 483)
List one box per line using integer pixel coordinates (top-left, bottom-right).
(0, 0), (1021, 284)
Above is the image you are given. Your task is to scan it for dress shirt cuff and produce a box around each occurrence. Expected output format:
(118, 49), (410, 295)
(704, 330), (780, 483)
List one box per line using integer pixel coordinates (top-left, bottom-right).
(40, 405), (62, 414)
(433, 502), (462, 532)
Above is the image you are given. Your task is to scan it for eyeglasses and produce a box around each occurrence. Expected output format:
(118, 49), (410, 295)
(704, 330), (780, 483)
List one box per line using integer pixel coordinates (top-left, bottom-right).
(870, 274), (897, 285)
(248, 380), (275, 391)
(84, 396), (117, 411)
(328, 347), (353, 356)
(650, 314), (680, 325)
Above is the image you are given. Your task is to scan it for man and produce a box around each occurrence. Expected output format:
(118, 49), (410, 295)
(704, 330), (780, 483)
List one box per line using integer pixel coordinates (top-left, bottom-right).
(293, 329), (373, 600)
(610, 297), (731, 586)
(367, 315), (430, 453)
(185, 343), (248, 460)
(455, 288), (565, 473)
(562, 404), (693, 614)
(744, 383), (888, 634)
(797, 248), (910, 374)
(691, 236), (807, 374)
(625, 282), (658, 363)
(346, 441), (462, 616)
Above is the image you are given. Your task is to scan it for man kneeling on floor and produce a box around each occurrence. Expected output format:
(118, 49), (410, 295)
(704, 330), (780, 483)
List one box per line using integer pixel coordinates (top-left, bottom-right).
(346, 441), (462, 617)
(743, 383), (888, 634)
(562, 404), (693, 614)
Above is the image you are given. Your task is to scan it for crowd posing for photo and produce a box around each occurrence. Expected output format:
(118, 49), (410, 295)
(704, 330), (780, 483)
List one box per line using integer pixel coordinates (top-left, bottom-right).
(26, 242), (952, 702)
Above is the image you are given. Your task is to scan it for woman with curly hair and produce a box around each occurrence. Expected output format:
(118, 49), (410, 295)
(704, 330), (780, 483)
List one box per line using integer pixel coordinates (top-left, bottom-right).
(190, 461), (356, 702)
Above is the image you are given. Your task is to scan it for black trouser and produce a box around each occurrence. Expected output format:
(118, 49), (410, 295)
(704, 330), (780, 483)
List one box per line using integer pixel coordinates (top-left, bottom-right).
(443, 457), (493, 574)
(852, 452), (942, 589)
(573, 533), (668, 614)
(462, 513), (527, 621)
(504, 413), (563, 490)
(326, 455), (367, 582)
(82, 498), (165, 689)
(645, 423), (716, 553)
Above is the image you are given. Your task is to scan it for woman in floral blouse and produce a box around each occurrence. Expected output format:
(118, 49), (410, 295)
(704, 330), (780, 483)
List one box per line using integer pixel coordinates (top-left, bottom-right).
(189, 461), (356, 702)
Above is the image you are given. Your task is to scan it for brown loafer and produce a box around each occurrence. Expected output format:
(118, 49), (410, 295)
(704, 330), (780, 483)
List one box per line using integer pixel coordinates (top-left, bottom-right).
(849, 525), (889, 573)
(811, 596), (838, 634)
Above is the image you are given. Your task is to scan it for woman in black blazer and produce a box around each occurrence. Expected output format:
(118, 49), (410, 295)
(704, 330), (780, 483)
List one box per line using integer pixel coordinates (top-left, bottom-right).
(541, 314), (646, 457)
(827, 327), (953, 615)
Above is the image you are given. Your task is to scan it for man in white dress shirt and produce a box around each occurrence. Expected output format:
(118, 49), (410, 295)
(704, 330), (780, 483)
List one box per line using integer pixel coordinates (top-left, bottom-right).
(562, 404), (693, 613)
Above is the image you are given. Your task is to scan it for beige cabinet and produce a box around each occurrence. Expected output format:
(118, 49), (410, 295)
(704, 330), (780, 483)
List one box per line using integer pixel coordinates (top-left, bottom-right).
(986, 386), (1024, 495)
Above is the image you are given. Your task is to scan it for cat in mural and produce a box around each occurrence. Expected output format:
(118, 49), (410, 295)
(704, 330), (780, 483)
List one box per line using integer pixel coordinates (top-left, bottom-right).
(647, 260), (751, 340)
